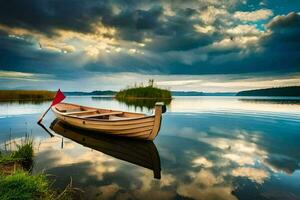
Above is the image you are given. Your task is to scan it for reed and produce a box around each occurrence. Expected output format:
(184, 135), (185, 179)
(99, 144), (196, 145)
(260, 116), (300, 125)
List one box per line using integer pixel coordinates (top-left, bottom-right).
(1, 137), (33, 162)
(0, 90), (55, 101)
(0, 136), (34, 172)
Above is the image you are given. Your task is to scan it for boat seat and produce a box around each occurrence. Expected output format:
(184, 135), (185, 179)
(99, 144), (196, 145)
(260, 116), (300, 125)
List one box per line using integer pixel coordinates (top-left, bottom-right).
(65, 110), (97, 115)
(80, 111), (123, 119)
(109, 115), (129, 120)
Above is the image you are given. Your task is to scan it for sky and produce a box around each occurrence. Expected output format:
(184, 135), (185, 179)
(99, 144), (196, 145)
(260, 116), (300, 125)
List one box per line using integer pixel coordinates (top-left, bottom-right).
(0, 0), (300, 92)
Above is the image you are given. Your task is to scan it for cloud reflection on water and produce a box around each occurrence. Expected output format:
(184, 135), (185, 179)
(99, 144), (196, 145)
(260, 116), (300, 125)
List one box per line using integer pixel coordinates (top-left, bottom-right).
(1, 97), (300, 199)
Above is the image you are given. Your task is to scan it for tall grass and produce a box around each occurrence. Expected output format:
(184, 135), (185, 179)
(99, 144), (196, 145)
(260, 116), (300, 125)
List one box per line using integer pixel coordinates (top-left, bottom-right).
(12, 138), (34, 162)
(0, 137), (33, 164)
(0, 136), (34, 173)
(0, 171), (50, 200)
(0, 90), (55, 101)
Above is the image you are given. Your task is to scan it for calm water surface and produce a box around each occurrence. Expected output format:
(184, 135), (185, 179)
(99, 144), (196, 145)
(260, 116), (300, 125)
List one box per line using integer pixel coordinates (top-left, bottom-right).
(1, 96), (300, 200)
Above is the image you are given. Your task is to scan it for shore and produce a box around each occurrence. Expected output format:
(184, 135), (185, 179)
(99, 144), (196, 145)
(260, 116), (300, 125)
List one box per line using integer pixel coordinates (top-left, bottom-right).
(0, 137), (76, 199)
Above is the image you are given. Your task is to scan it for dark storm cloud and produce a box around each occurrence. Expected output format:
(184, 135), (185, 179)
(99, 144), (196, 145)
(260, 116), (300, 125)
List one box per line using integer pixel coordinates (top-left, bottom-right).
(101, 4), (214, 51)
(164, 12), (300, 75)
(147, 34), (214, 52)
(102, 5), (164, 42)
(0, 0), (300, 79)
(256, 12), (300, 71)
(85, 13), (300, 75)
(146, 9), (221, 52)
(171, 11), (300, 75)
(267, 12), (299, 29)
(265, 12), (300, 46)
(102, 6), (163, 30)
(0, 0), (210, 50)
(0, 0), (112, 35)
(0, 33), (87, 79)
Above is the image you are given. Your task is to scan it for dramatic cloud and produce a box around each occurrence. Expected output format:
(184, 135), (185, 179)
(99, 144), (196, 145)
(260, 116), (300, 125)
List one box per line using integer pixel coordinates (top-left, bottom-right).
(233, 9), (273, 21)
(0, 0), (112, 35)
(0, 0), (299, 91)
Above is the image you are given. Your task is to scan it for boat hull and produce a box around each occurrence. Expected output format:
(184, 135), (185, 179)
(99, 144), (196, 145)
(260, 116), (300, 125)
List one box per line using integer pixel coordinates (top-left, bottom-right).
(51, 102), (164, 140)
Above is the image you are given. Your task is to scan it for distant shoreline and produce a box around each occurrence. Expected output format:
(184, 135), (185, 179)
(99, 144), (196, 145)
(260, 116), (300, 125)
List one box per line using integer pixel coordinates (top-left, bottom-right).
(236, 86), (300, 97)
(65, 91), (236, 97)
(1, 86), (300, 101)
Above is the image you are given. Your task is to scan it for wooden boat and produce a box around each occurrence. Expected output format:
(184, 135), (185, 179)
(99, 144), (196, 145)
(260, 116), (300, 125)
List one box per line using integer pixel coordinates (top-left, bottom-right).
(51, 102), (166, 140)
(50, 119), (161, 179)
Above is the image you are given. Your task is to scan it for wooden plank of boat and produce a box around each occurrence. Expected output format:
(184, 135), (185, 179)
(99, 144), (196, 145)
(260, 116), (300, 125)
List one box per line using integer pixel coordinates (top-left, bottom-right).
(65, 110), (97, 115)
(51, 102), (166, 140)
(78, 111), (123, 118)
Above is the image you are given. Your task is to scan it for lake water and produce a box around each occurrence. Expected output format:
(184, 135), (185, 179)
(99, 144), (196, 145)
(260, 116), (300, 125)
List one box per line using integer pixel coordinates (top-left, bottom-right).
(1, 96), (300, 200)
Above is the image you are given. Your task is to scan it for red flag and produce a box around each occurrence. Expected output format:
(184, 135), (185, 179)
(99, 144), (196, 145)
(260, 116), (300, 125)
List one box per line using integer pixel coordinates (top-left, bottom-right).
(38, 89), (66, 123)
(51, 89), (65, 106)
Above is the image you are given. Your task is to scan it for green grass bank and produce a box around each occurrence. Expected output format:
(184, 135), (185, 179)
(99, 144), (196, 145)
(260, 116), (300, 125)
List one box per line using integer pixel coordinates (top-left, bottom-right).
(0, 138), (75, 200)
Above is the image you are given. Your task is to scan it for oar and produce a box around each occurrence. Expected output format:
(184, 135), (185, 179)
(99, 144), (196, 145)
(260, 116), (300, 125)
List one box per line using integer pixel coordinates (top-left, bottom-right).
(37, 89), (65, 124)
(37, 107), (51, 124)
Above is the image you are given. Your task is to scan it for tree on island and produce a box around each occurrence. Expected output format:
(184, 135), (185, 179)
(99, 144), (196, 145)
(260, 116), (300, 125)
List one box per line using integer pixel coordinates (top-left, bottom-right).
(148, 79), (154, 87)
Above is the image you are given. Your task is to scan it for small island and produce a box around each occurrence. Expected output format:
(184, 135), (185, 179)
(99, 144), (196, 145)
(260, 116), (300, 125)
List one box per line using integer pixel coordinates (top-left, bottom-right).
(115, 80), (172, 108)
(116, 80), (171, 99)
(236, 86), (300, 97)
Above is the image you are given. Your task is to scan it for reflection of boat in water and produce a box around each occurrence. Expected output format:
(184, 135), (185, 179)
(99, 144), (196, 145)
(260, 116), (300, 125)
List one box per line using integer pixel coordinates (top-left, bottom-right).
(51, 102), (166, 140)
(50, 119), (161, 179)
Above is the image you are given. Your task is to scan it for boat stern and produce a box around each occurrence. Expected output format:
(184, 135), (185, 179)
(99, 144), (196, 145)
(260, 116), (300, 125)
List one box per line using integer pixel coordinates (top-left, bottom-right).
(147, 102), (165, 140)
